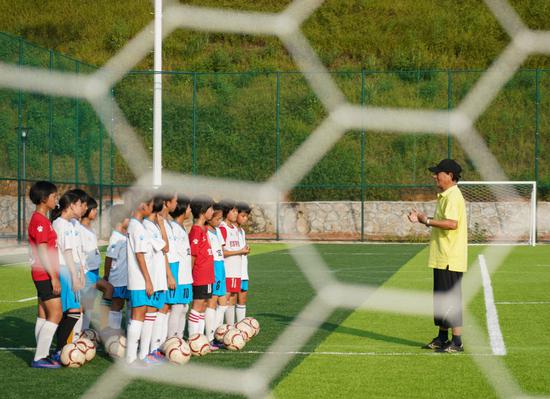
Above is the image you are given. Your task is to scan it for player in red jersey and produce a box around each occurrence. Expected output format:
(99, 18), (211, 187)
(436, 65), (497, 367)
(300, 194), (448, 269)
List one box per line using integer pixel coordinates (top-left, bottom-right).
(187, 195), (215, 337)
(27, 181), (62, 368)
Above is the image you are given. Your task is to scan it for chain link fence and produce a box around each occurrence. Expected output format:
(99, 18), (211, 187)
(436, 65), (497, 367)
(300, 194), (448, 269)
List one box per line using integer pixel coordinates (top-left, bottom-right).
(2, 32), (550, 241)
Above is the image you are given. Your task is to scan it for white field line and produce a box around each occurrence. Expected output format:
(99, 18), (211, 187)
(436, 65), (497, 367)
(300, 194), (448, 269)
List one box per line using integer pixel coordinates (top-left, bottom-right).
(0, 347), (497, 357)
(0, 296), (36, 303)
(479, 254), (507, 356)
(495, 301), (550, 305)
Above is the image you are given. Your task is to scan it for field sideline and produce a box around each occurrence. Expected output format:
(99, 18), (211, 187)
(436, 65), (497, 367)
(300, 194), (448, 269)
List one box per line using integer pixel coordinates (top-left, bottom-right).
(1, 243), (549, 398)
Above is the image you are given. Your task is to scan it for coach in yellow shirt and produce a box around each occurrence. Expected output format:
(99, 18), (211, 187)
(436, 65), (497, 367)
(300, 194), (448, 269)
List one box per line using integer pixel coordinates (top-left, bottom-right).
(408, 159), (467, 353)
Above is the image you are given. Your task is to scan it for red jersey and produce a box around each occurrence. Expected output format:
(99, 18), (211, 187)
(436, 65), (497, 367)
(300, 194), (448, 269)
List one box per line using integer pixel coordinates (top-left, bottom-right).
(28, 211), (59, 281)
(188, 225), (214, 286)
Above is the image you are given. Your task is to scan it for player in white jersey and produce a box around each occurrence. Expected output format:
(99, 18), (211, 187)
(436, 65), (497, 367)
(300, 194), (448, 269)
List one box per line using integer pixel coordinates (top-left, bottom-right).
(50, 191), (84, 361)
(168, 195), (193, 339)
(141, 195), (170, 360)
(236, 202), (252, 323)
(219, 199), (250, 325)
(79, 197), (114, 334)
(104, 205), (130, 333)
(205, 203), (227, 348)
(125, 192), (164, 365)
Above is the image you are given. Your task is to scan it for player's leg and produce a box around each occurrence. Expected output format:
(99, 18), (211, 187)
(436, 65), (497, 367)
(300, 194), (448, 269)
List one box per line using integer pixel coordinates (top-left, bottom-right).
(205, 295), (218, 347)
(32, 280), (62, 367)
(126, 293), (147, 364)
(95, 278), (114, 330)
(150, 300), (169, 355)
(236, 281), (248, 323)
(189, 285), (209, 336)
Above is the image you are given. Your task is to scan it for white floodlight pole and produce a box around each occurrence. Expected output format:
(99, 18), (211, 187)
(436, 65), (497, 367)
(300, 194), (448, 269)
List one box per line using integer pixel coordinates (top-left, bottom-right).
(153, 0), (163, 187)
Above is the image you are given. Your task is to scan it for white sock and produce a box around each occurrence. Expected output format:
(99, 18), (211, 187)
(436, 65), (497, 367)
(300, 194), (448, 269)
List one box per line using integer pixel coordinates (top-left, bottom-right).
(126, 304), (131, 328)
(139, 312), (156, 359)
(198, 312), (205, 335)
(72, 314), (83, 342)
(150, 312), (167, 353)
(187, 309), (201, 336)
(179, 304), (189, 337)
(225, 305), (235, 325)
(34, 321), (58, 361)
(82, 310), (92, 331)
(126, 320), (143, 364)
(108, 311), (123, 330)
(35, 317), (46, 342)
(216, 306), (227, 327)
(163, 311), (170, 341)
(236, 305), (246, 323)
(205, 308), (217, 342)
(168, 305), (184, 338)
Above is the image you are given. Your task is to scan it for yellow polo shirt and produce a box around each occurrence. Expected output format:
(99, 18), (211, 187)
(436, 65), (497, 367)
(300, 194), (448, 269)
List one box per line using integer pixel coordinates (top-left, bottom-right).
(428, 184), (468, 272)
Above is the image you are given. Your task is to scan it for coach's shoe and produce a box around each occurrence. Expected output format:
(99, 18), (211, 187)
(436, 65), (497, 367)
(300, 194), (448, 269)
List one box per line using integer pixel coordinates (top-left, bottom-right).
(421, 337), (447, 350)
(437, 341), (464, 353)
(31, 357), (62, 369)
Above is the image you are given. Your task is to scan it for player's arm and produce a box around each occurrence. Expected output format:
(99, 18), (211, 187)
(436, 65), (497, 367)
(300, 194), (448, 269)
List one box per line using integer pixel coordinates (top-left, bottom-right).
(156, 214), (169, 253)
(408, 209), (457, 230)
(63, 248), (82, 292)
(135, 252), (154, 296)
(223, 248), (248, 257)
(165, 255), (176, 289)
(37, 243), (61, 295)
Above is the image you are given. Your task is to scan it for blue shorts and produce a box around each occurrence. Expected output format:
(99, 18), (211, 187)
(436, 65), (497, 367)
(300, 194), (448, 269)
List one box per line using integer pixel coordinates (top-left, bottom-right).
(212, 260), (226, 296)
(59, 266), (81, 312)
(85, 269), (100, 286)
(129, 290), (165, 309)
(180, 283), (193, 304)
(165, 262), (182, 305)
(241, 279), (249, 292)
(113, 286), (129, 300)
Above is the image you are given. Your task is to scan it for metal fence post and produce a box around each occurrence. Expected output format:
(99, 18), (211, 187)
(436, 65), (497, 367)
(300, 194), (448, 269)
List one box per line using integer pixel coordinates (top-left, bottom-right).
(16, 37), (24, 242)
(535, 68), (541, 183)
(75, 60), (80, 186)
(48, 49), (53, 180)
(360, 68), (366, 242)
(447, 69), (453, 158)
(110, 88), (115, 205)
(275, 72), (281, 241)
(192, 72), (197, 176)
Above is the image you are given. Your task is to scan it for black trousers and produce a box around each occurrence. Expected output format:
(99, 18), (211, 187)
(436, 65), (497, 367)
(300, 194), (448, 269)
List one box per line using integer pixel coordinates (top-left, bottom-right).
(433, 267), (463, 329)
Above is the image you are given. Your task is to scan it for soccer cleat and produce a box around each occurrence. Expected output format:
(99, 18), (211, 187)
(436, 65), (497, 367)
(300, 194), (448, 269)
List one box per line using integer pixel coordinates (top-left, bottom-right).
(31, 357), (62, 369)
(209, 341), (222, 351)
(51, 350), (61, 364)
(143, 351), (165, 365)
(421, 337), (448, 350)
(437, 342), (464, 353)
(150, 349), (166, 361)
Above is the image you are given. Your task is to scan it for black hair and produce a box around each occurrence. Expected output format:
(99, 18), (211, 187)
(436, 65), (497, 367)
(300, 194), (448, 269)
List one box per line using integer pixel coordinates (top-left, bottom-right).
(170, 194), (191, 218)
(236, 201), (251, 214)
(82, 197), (98, 219)
(190, 195), (214, 219)
(151, 195), (165, 213)
(50, 191), (80, 222)
(218, 198), (236, 218)
(67, 188), (90, 205)
(29, 181), (57, 205)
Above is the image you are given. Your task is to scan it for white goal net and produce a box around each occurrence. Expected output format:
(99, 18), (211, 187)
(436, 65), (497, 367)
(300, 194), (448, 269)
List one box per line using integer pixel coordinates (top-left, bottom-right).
(458, 181), (536, 245)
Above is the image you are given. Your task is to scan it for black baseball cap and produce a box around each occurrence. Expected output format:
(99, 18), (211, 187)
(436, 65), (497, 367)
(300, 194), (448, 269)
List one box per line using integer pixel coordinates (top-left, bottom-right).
(428, 159), (462, 178)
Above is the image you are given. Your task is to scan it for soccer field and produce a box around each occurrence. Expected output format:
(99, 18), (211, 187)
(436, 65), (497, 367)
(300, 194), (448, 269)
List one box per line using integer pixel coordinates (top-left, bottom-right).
(1, 243), (549, 398)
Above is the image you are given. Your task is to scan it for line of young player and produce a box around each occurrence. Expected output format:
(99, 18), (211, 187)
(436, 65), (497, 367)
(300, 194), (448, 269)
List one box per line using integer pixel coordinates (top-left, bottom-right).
(27, 180), (252, 368)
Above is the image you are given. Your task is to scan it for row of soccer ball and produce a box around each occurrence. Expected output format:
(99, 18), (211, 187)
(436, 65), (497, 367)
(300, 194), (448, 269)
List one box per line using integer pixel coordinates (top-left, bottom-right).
(60, 317), (261, 367)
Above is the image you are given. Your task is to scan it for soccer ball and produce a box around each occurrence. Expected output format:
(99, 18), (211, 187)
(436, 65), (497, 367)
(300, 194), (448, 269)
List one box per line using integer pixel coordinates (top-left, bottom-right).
(75, 337), (96, 362)
(235, 320), (254, 342)
(60, 343), (86, 368)
(243, 317), (260, 336)
(188, 333), (210, 356)
(161, 336), (184, 353)
(164, 340), (191, 365)
(105, 335), (126, 358)
(223, 329), (246, 351)
(214, 324), (233, 342)
(82, 328), (101, 344)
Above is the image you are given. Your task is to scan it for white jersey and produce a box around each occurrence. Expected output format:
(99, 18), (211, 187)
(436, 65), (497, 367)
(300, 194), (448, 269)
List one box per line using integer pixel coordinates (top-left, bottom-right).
(170, 221), (193, 285)
(163, 218), (178, 264)
(70, 218), (84, 267)
(127, 218), (155, 291)
(106, 230), (128, 287)
(52, 217), (75, 267)
(239, 227), (248, 280)
(220, 221), (242, 278)
(208, 227), (224, 261)
(80, 224), (101, 272)
(143, 218), (168, 292)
